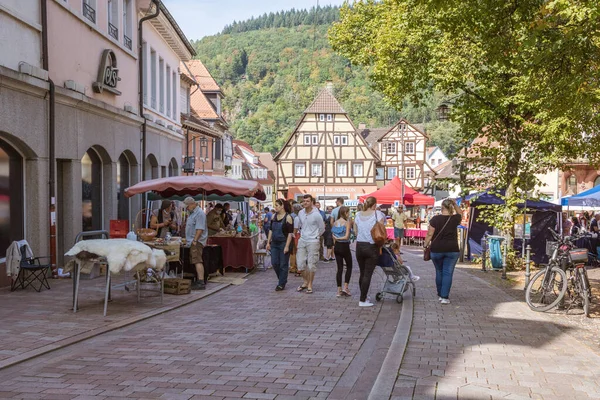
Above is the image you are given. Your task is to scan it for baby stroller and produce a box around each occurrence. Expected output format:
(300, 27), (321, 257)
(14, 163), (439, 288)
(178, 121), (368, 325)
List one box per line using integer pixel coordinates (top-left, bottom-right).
(375, 246), (416, 304)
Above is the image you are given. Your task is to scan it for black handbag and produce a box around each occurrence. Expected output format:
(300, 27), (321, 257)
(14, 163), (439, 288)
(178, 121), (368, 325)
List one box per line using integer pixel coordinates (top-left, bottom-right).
(424, 216), (452, 261)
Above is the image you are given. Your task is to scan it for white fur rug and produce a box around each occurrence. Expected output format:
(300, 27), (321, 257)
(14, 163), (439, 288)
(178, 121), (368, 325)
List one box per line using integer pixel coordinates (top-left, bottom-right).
(65, 239), (167, 274)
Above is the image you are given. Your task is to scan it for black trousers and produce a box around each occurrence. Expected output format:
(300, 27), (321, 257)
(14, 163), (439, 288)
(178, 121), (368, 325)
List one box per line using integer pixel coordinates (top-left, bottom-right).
(334, 241), (352, 287)
(356, 242), (379, 302)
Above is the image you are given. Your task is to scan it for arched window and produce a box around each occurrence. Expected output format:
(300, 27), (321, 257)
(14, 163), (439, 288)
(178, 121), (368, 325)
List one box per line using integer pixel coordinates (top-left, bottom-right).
(168, 158), (178, 177)
(82, 148), (103, 231)
(568, 174), (578, 195)
(0, 138), (24, 258)
(145, 154), (158, 180)
(117, 153), (130, 221)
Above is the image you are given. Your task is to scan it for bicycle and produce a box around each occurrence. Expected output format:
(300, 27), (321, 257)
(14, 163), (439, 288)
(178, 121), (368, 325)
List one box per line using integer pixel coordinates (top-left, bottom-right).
(525, 228), (593, 317)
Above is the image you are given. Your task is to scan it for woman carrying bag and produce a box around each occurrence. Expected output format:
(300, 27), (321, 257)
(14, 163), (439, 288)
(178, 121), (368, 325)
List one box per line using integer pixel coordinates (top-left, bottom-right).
(354, 196), (386, 307)
(423, 199), (462, 305)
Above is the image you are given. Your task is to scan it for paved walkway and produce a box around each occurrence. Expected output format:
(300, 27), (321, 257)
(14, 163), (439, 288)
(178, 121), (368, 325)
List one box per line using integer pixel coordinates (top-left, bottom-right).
(392, 249), (600, 400)
(0, 273), (229, 369)
(0, 256), (397, 400)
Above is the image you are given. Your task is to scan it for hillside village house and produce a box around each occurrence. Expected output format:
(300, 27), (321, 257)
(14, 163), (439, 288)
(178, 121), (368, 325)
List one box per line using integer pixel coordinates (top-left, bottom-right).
(0, 0), (197, 285)
(274, 84), (379, 206)
(361, 119), (429, 191)
(234, 140), (275, 207)
(427, 146), (448, 168)
(182, 60), (232, 177)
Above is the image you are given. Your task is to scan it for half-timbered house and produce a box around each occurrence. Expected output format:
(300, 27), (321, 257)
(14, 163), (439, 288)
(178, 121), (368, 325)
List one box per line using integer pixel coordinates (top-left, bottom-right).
(361, 119), (429, 190)
(274, 84), (379, 205)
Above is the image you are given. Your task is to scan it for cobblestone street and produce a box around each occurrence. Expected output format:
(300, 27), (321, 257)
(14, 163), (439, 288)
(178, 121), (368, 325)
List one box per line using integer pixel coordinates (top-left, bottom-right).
(0, 257), (393, 400)
(1, 249), (600, 399)
(392, 251), (600, 400)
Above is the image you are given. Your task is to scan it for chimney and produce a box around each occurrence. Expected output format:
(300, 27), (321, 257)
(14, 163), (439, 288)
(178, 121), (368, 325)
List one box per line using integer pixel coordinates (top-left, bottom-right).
(325, 81), (334, 92)
(358, 123), (366, 130)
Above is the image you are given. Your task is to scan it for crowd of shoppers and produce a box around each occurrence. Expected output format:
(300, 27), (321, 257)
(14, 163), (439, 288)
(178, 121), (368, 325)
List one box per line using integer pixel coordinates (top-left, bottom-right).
(178, 194), (467, 307)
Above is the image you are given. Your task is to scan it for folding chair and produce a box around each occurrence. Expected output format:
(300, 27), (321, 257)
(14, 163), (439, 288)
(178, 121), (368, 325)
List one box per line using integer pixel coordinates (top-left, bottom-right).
(11, 244), (51, 292)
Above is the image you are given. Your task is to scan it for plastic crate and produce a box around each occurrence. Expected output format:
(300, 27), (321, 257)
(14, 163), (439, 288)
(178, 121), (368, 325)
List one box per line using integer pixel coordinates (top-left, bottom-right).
(110, 219), (129, 239)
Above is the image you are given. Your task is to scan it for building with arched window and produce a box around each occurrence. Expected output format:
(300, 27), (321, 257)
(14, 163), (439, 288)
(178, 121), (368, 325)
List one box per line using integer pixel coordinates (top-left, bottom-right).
(0, 0), (195, 286)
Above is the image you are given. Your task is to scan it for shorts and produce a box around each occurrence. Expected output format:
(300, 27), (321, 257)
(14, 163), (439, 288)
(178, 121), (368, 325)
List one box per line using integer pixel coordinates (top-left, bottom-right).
(296, 238), (320, 272)
(394, 228), (405, 239)
(190, 242), (204, 264)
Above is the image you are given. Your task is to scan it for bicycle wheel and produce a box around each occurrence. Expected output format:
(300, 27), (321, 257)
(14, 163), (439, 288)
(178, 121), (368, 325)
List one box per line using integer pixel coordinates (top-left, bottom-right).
(578, 268), (591, 317)
(525, 266), (568, 312)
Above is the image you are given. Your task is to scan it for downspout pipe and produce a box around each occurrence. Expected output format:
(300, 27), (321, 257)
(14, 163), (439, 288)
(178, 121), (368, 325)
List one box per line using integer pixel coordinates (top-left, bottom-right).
(138, 0), (160, 206)
(41, 0), (57, 277)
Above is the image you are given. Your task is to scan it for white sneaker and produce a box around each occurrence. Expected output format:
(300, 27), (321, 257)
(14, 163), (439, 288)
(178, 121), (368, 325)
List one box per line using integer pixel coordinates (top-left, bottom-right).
(359, 301), (374, 307)
(438, 297), (442, 301)
(440, 298), (451, 305)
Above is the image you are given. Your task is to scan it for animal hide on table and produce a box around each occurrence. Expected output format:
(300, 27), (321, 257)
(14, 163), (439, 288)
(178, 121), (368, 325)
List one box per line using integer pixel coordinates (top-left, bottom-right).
(65, 239), (167, 274)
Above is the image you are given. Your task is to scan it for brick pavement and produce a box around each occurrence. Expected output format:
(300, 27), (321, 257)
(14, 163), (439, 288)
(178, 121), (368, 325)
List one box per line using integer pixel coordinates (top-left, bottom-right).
(0, 256), (397, 400)
(0, 274), (229, 368)
(391, 249), (600, 400)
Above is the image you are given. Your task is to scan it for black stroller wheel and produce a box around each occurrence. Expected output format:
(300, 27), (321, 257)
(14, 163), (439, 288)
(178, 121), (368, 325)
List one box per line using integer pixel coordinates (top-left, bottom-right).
(375, 293), (383, 302)
(396, 294), (403, 304)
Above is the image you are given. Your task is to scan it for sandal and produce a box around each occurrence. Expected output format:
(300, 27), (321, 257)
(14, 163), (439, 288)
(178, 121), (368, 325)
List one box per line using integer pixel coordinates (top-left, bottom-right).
(306, 288), (313, 294)
(342, 289), (351, 297)
(337, 290), (342, 298)
(297, 285), (308, 292)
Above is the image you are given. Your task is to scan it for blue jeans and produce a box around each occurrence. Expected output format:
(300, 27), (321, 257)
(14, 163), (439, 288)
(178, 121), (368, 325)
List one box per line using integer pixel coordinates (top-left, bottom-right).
(270, 241), (289, 288)
(430, 252), (460, 299)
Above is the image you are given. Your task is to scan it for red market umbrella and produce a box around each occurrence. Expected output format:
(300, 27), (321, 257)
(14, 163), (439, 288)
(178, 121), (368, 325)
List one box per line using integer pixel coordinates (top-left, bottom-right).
(359, 176), (434, 206)
(124, 175), (267, 201)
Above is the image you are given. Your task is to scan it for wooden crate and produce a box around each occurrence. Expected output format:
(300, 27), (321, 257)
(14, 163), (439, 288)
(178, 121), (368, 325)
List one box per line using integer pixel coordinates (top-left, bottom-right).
(163, 278), (191, 295)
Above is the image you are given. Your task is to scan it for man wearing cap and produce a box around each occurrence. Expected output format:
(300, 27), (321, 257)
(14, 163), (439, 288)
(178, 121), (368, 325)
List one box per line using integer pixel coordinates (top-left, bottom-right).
(184, 197), (208, 290)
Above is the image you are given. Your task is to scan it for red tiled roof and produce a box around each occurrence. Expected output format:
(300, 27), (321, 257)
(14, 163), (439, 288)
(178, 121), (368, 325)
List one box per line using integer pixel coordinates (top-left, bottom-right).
(233, 140), (256, 155)
(185, 60), (221, 92)
(190, 89), (219, 119)
(258, 152), (277, 172)
(304, 87), (346, 114)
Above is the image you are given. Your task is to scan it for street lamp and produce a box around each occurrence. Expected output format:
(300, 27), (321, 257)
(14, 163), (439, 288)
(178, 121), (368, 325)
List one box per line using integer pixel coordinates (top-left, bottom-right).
(199, 136), (208, 175)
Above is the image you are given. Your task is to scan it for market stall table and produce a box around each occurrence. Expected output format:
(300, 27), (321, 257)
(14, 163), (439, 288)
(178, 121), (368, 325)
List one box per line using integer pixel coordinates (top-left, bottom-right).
(208, 234), (258, 272)
(386, 227), (395, 240)
(404, 228), (427, 246)
(66, 238), (167, 316)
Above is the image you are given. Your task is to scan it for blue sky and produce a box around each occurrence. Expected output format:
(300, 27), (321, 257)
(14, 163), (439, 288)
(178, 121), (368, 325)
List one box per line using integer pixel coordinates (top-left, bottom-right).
(162, 0), (348, 41)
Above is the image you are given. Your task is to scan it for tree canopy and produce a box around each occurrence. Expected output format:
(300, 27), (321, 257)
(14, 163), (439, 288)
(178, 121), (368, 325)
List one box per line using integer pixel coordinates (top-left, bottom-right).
(330, 0), (600, 232)
(192, 7), (461, 156)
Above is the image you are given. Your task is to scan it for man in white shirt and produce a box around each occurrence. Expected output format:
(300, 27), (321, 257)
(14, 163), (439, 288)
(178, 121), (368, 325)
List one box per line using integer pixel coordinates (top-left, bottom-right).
(391, 205), (408, 253)
(295, 194), (325, 294)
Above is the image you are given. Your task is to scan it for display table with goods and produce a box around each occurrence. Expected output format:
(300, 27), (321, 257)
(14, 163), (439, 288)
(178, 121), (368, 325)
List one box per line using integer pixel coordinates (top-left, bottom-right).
(207, 231), (258, 272)
(64, 238), (167, 316)
(404, 228), (428, 245)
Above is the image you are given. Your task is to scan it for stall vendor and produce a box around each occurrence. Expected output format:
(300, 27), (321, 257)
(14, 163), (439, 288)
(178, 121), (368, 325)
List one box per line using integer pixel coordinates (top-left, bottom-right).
(150, 200), (178, 238)
(207, 203), (225, 235)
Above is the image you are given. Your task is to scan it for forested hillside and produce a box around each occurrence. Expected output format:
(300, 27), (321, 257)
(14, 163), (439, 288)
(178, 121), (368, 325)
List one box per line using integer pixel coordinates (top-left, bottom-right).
(191, 6), (458, 156)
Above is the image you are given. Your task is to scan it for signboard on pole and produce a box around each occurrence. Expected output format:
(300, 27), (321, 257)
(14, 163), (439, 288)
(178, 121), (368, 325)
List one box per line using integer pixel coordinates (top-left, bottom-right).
(393, 200), (400, 207)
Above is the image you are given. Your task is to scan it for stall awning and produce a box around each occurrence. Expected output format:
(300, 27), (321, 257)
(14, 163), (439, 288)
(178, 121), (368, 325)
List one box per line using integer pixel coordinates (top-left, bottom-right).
(358, 177), (435, 206)
(124, 176), (266, 201)
(562, 185), (600, 207)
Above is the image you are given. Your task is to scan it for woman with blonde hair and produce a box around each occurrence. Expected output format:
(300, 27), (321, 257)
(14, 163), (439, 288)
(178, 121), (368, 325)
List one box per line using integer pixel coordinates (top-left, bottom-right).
(354, 196), (386, 307)
(423, 198), (462, 304)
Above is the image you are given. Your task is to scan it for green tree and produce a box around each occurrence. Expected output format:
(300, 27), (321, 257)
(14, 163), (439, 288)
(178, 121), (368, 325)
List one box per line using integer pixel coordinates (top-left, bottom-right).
(330, 0), (600, 236)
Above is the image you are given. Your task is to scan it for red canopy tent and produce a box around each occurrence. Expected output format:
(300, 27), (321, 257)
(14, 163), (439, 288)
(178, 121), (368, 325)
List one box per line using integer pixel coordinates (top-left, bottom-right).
(359, 176), (434, 206)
